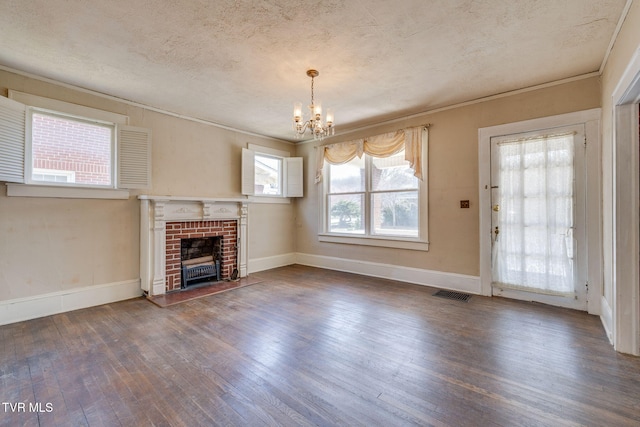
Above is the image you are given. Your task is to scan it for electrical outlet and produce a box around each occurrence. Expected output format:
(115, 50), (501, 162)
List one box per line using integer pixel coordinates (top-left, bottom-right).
(460, 200), (470, 208)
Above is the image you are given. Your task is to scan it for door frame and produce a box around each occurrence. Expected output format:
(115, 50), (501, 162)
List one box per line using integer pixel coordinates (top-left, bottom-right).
(478, 109), (602, 316)
(610, 47), (640, 355)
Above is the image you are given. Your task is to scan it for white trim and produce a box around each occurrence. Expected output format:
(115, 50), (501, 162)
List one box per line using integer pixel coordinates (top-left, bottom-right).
(138, 195), (247, 203)
(0, 65), (292, 144)
(6, 183), (130, 199)
(613, 47), (640, 103)
(0, 256), (483, 326)
(610, 46), (640, 355)
(248, 253), (297, 274)
(478, 108), (603, 309)
(492, 287), (585, 311)
(9, 90), (128, 125)
(601, 295), (614, 345)
(318, 234), (429, 251)
(599, 0), (635, 74)
(295, 253), (481, 294)
(248, 143), (290, 158)
(247, 196), (291, 204)
(0, 279), (142, 326)
(0, 65), (595, 146)
(297, 73), (600, 145)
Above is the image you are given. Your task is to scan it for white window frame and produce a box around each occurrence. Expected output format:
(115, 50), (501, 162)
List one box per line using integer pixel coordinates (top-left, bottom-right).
(0, 91), (151, 199)
(242, 144), (303, 201)
(32, 168), (76, 183)
(25, 107), (116, 188)
(254, 152), (284, 196)
(319, 149), (429, 251)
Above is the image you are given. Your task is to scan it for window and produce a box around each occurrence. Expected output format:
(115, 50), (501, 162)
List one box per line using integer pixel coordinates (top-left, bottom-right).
(317, 125), (429, 250)
(254, 153), (283, 195)
(242, 144), (303, 198)
(327, 149), (419, 238)
(0, 92), (151, 197)
(29, 110), (114, 187)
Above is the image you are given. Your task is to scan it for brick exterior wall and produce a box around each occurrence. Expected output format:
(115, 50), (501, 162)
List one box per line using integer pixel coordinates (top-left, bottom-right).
(31, 112), (112, 185)
(165, 220), (238, 292)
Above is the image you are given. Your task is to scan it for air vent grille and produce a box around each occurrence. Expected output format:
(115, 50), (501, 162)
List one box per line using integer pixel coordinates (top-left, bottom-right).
(433, 290), (472, 302)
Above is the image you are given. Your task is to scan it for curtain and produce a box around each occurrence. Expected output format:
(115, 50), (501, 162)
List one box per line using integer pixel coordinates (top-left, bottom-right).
(492, 132), (575, 295)
(315, 126), (426, 183)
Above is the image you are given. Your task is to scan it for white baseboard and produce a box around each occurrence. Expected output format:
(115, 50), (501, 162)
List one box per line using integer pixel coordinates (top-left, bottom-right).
(294, 253), (481, 294)
(0, 254), (481, 326)
(0, 279), (142, 326)
(600, 295), (614, 345)
(248, 253), (297, 274)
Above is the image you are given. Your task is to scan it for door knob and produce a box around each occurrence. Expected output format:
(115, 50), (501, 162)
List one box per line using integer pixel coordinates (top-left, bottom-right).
(492, 204), (500, 212)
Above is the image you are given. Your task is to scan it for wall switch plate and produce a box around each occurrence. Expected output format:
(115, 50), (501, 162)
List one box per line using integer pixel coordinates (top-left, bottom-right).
(460, 200), (470, 208)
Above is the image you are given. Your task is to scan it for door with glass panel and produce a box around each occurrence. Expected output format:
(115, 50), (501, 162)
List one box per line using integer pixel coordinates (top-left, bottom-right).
(490, 125), (587, 310)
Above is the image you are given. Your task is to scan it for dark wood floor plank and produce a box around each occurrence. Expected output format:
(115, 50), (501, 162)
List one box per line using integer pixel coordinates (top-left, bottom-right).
(2, 265), (640, 426)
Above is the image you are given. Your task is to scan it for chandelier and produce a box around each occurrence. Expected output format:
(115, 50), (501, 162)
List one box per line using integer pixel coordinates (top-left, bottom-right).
(293, 69), (334, 140)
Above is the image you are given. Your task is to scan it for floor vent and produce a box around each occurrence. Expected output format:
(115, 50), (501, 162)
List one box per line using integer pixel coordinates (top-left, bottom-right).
(433, 290), (472, 302)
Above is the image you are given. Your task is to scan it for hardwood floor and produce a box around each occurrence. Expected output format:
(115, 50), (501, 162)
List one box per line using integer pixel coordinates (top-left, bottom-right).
(1, 265), (639, 426)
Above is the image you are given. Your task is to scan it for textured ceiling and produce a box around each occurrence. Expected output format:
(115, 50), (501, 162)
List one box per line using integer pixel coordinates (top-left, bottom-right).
(0, 0), (629, 142)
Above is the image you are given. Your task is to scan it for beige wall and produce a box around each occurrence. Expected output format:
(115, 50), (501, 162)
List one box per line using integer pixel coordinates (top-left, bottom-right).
(295, 76), (601, 277)
(0, 69), (296, 302)
(3, 7), (637, 318)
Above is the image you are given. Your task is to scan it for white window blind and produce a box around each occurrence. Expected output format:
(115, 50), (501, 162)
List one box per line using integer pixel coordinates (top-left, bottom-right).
(241, 148), (256, 196)
(118, 125), (152, 189)
(0, 96), (26, 183)
(285, 157), (303, 197)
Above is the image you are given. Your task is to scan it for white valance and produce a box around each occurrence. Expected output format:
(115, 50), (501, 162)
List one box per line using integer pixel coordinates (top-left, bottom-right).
(315, 125), (427, 183)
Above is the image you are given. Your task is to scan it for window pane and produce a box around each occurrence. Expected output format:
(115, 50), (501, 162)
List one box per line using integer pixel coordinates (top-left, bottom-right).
(254, 154), (282, 195)
(328, 194), (364, 234)
(372, 191), (419, 237)
(329, 156), (365, 193)
(31, 112), (112, 186)
(371, 150), (418, 191)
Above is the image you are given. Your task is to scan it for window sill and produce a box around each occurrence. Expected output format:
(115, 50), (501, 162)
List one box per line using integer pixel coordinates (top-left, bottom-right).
(318, 233), (429, 251)
(248, 196), (292, 204)
(6, 183), (130, 200)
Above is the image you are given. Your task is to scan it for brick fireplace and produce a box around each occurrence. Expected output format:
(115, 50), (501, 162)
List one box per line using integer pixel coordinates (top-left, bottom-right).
(165, 220), (235, 291)
(138, 196), (248, 296)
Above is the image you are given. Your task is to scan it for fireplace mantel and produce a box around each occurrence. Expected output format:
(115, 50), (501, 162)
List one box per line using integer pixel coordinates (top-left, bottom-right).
(139, 195), (248, 296)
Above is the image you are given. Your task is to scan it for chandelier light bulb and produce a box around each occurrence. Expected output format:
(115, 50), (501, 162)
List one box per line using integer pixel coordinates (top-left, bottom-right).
(293, 102), (303, 122)
(325, 108), (334, 126)
(313, 101), (322, 118)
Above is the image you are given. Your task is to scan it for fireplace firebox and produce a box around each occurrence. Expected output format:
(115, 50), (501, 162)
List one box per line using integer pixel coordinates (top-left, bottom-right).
(180, 236), (222, 287)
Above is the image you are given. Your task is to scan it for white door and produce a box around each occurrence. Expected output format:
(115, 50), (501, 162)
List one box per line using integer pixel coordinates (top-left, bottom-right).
(490, 124), (587, 310)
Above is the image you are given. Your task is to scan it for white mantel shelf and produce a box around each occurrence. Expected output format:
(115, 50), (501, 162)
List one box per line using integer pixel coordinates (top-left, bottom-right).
(138, 195), (249, 296)
(138, 195), (248, 203)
